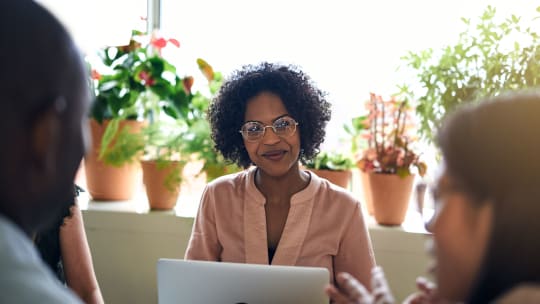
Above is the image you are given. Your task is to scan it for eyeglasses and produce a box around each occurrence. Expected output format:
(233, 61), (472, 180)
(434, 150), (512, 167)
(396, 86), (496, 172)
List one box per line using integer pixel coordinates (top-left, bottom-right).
(239, 116), (299, 142)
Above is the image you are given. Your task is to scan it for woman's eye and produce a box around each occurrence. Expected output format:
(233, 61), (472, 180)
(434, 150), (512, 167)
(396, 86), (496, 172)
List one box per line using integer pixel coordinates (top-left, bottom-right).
(247, 124), (263, 132)
(274, 120), (290, 129)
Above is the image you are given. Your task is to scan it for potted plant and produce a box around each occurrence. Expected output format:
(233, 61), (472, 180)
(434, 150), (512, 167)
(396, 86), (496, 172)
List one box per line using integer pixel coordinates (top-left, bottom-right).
(357, 93), (427, 225)
(139, 120), (187, 210)
(304, 151), (354, 189)
(399, 5), (540, 144)
(182, 59), (243, 182)
(343, 113), (375, 214)
(86, 29), (192, 200)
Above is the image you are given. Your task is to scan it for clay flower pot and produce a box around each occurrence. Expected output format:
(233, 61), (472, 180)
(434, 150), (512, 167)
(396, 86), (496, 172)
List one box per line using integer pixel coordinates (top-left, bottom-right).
(368, 172), (415, 226)
(360, 170), (374, 216)
(84, 119), (145, 201)
(309, 169), (352, 189)
(141, 160), (184, 210)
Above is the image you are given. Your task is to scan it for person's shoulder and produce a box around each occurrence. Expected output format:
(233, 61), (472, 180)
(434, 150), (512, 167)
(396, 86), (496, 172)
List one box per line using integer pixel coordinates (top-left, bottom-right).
(496, 284), (540, 303)
(310, 173), (359, 209)
(0, 216), (82, 303)
(202, 168), (252, 201)
(206, 169), (250, 190)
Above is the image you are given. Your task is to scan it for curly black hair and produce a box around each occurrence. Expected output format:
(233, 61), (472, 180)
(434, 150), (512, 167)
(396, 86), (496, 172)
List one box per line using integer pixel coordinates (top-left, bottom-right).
(208, 62), (332, 168)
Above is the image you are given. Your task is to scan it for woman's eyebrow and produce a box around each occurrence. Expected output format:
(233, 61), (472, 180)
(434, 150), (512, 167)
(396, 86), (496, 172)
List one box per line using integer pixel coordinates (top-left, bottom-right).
(244, 114), (291, 124)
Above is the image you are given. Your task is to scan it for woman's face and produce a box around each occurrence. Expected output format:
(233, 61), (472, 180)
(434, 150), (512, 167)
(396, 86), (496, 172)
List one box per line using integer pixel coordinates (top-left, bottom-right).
(242, 92), (301, 178)
(425, 172), (493, 301)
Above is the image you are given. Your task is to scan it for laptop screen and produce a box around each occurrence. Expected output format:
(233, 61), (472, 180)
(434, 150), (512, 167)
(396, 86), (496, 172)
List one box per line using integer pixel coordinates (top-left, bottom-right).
(157, 259), (330, 304)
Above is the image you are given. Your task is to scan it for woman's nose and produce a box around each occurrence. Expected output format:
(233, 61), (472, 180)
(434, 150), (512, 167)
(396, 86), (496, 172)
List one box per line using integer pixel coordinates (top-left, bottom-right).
(261, 126), (281, 144)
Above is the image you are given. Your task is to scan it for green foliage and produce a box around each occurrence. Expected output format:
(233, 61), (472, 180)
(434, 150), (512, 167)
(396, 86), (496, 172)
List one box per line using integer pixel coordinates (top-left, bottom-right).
(155, 159), (185, 193)
(400, 5), (540, 143)
(181, 60), (243, 181)
(89, 34), (238, 181)
(90, 30), (194, 166)
(343, 115), (368, 155)
(305, 151), (354, 171)
(98, 118), (145, 167)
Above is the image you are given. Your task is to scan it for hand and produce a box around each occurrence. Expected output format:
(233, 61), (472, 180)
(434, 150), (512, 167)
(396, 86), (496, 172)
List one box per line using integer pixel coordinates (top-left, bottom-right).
(325, 267), (395, 304)
(403, 277), (450, 304)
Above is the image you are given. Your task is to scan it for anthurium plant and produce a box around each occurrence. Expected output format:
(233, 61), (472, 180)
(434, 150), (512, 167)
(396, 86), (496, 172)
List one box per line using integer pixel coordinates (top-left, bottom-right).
(356, 93), (427, 178)
(90, 29), (195, 166)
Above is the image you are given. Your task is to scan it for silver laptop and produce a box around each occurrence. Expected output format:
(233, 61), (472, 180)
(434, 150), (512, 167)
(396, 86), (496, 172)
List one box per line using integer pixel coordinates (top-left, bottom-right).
(157, 259), (330, 304)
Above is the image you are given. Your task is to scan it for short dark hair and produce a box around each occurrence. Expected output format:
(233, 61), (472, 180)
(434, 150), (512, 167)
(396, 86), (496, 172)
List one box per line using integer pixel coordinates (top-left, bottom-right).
(437, 90), (540, 303)
(208, 62), (331, 168)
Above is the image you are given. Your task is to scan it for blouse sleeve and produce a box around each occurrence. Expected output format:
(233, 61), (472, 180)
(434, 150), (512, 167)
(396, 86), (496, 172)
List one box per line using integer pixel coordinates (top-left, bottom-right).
(184, 185), (222, 261)
(334, 202), (376, 289)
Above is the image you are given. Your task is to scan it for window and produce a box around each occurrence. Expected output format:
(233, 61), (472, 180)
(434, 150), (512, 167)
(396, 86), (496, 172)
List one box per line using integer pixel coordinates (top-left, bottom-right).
(160, 0), (537, 156)
(37, 0), (147, 55)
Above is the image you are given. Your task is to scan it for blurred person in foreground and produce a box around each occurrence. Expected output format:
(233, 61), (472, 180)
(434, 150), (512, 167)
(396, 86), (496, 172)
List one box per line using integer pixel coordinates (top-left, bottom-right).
(0, 0), (94, 303)
(326, 91), (540, 303)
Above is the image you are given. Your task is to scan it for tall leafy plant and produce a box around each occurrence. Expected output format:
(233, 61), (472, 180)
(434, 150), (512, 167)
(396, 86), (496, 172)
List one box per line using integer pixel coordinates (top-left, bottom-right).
(182, 59), (242, 181)
(400, 6), (540, 142)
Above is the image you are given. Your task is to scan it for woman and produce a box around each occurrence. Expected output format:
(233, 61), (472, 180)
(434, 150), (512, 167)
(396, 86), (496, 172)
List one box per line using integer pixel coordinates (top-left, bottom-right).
(185, 62), (376, 285)
(35, 185), (104, 304)
(326, 91), (540, 303)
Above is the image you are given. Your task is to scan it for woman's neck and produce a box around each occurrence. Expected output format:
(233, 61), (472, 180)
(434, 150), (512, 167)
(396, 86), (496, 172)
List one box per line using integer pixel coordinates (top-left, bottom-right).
(255, 164), (310, 204)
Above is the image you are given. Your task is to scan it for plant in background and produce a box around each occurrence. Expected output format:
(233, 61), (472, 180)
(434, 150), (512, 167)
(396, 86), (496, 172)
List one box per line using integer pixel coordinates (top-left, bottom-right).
(343, 115), (368, 157)
(140, 120), (187, 191)
(400, 5), (540, 143)
(357, 93), (427, 178)
(305, 151), (354, 171)
(182, 59), (242, 181)
(90, 29), (194, 166)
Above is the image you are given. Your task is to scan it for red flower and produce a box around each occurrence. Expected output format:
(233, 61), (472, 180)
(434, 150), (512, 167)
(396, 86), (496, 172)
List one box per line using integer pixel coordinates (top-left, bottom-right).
(139, 70), (155, 87)
(151, 37), (167, 50)
(91, 69), (101, 80)
(168, 38), (180, 48)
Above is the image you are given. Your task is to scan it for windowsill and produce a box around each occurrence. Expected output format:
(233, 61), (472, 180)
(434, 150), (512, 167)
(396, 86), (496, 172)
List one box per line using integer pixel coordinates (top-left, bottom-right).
(76, 164), (430, 235)
(78, 188), (430, 235)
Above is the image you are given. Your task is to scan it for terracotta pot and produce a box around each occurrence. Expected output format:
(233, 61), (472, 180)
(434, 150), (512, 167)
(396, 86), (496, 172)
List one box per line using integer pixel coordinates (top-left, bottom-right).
(310, 169), (352, 189)
(360, 170), (374, 215)
(368, 173), (415, 226)
(84, 119), (145, 201)
(141, 160), (184, 210)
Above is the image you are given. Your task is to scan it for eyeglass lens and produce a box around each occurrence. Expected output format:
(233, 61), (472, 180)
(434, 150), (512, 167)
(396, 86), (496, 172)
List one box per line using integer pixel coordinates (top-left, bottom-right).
(240, 116), (297, 141)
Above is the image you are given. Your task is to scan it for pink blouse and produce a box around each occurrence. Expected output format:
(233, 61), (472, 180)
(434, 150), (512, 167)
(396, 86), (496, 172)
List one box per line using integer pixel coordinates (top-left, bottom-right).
(185, 167), (376, 285)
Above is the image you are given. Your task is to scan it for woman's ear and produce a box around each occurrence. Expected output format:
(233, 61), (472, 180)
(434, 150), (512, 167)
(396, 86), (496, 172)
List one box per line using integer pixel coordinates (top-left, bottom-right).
(30, 103), (62, 177)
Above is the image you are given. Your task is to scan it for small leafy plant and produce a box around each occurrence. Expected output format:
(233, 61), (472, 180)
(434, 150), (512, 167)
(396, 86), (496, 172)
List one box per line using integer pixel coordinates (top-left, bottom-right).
(305, 151), (355, 171)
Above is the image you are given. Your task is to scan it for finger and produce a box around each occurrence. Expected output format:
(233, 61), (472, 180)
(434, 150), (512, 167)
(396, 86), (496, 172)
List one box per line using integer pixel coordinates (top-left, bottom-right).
(372, 286), (395, 304)
(369, 267), (395, 304)
(415, 277), (436, 294)
(403, 292), (428, 304)
(325, 284), (353, 304)
(336, 272), (372, 303)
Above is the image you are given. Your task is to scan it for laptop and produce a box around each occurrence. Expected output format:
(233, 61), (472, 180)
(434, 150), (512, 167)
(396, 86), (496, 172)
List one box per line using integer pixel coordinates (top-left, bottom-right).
(157, 259), (330, 304)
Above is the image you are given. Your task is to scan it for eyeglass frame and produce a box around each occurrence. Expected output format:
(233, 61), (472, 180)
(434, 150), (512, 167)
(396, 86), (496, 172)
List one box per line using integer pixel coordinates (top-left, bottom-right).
(238, 115), (299, 142)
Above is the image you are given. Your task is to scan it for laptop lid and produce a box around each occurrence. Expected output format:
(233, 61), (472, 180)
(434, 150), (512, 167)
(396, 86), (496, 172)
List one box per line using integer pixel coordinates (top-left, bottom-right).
(157, 259), (330, 304)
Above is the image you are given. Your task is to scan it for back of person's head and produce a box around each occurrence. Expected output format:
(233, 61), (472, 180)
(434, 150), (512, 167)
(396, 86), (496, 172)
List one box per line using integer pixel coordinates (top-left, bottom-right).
(437, 91), (540, 303)
(0, 0), (89, 235)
